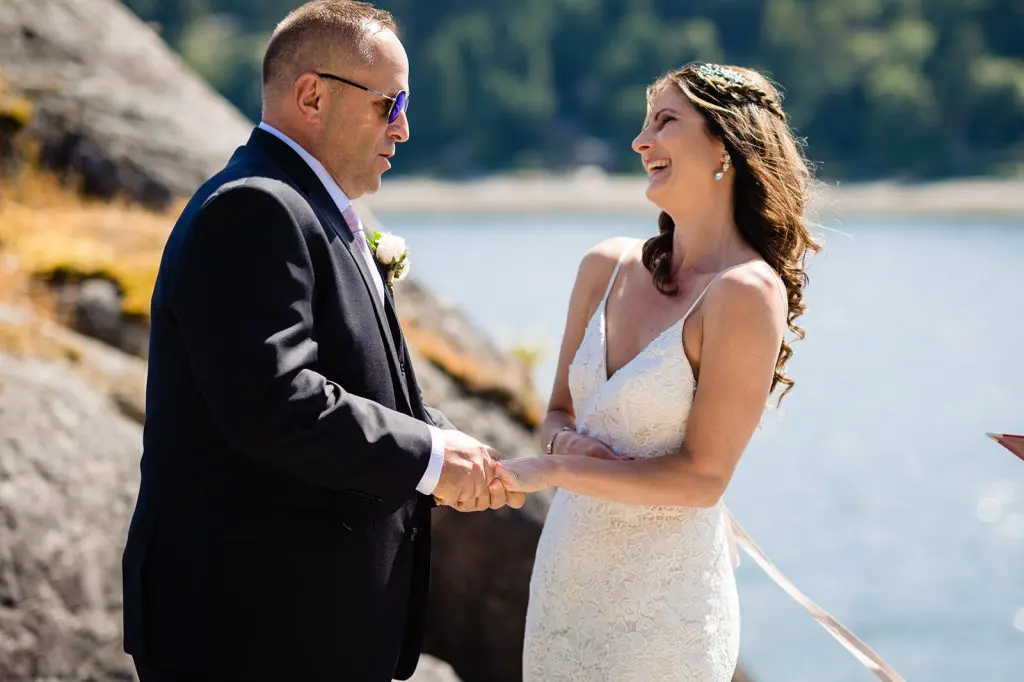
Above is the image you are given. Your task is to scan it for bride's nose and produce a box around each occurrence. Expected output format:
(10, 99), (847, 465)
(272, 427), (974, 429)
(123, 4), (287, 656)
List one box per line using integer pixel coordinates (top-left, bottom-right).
(632, 128), (653, 154)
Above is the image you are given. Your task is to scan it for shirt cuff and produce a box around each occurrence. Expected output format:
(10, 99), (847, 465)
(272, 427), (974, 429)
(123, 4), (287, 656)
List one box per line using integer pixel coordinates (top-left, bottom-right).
(415, 425), (446, 495)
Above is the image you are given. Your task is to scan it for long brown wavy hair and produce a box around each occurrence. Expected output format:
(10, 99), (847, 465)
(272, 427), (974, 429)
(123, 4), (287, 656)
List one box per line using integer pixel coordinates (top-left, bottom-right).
(641, 62), (821, 403)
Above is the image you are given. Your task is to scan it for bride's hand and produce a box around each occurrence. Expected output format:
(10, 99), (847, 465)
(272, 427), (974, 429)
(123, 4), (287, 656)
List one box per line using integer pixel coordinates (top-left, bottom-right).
(552, 430), (629, 461)
(495, 457), (555, 494)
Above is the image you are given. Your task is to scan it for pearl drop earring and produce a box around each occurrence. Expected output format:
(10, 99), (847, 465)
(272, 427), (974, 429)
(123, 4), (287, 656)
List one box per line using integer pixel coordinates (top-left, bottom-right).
(714, 154), (731, 181)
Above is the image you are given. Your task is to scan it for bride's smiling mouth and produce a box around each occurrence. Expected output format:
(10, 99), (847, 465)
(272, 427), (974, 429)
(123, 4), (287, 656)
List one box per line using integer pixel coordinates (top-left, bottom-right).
(644, 156), (671, 177)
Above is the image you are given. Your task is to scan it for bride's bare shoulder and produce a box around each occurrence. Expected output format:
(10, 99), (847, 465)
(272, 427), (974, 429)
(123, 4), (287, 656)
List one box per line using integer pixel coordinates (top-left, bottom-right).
(562, 237), (641, 340)
(576, 236), (642, 286)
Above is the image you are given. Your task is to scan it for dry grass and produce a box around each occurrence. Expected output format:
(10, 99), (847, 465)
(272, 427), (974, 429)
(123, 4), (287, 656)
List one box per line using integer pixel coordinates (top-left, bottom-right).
(0, 316), (82, 364)
(0, 73), (33, 128)
(404, 324), (543, 428)
(0, 171), (181, 316)
(0, 167), (158, 424)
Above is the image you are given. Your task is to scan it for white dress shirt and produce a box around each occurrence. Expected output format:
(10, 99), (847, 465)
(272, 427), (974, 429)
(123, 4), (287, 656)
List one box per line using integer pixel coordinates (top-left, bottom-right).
(257, 121), (445, 496)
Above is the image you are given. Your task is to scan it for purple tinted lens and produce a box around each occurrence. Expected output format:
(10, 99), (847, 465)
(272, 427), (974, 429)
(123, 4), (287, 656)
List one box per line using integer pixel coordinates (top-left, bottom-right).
(388, 90), (408, 124)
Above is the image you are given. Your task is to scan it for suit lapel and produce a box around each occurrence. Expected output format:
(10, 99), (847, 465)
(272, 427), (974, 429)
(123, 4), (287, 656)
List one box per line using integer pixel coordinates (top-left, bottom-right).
(243, 128), (414, 413)
(321, 205), (414, 413)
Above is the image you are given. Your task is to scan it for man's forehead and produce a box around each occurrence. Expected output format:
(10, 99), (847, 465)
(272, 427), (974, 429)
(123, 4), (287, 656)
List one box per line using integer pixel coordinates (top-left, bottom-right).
(360, 29), (409, 88)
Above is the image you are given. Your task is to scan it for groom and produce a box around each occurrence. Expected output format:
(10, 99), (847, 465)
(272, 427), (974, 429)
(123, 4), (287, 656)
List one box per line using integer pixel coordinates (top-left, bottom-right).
(121, 2), (524, 681)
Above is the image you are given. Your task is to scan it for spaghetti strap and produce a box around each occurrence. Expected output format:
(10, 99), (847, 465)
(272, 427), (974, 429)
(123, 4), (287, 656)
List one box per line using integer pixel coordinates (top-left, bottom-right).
(680, 260), (788, 325)
(599, 239), (640, 304)
(679, 262), (747, 324)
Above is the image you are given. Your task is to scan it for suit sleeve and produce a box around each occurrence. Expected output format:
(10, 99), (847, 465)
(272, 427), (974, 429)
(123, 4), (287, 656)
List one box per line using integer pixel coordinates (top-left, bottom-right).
(424, 405), (456, 430)
(172, 183), (431, 507)
(406, 350), (456, 430)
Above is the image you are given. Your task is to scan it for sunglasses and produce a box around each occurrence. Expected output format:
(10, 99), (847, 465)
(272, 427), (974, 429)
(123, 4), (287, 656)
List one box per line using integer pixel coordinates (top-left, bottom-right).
(315, 72), (408, 125)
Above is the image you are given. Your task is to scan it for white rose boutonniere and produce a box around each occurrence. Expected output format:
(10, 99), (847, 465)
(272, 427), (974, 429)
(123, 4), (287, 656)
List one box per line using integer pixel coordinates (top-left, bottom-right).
(366, 230), (410, 292)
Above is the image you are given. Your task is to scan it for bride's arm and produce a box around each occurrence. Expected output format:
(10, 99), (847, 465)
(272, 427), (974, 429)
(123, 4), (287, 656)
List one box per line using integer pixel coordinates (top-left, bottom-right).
(540, 237), (637, 459)
(502, 266), (786, 507)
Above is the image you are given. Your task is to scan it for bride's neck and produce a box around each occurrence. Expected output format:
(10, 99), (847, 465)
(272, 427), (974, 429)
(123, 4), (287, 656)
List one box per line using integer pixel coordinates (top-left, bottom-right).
(666, 201), (744, 275)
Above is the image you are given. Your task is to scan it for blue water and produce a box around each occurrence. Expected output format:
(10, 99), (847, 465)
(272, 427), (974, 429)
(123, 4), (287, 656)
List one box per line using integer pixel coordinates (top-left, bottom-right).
(376, 209), (1024, 681)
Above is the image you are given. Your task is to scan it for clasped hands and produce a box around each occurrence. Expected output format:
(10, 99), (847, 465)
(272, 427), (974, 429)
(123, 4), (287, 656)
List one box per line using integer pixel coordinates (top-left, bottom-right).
(434, 428), (629, 510)
(432, 430), (527, 512)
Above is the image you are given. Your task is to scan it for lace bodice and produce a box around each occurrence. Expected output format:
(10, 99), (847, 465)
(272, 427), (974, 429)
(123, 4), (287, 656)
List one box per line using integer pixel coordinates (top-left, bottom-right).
(522, 241), (740, 681)
(569, 287), (696, 464)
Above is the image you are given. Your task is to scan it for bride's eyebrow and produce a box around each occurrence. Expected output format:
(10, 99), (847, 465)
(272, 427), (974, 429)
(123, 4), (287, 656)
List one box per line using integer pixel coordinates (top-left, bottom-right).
(643, 107), (679, 129)
(645, 108), (677, 128)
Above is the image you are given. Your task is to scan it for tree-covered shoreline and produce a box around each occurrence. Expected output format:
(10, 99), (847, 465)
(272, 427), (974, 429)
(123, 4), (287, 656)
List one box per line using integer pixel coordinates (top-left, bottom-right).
(122, 0), (1024, 181)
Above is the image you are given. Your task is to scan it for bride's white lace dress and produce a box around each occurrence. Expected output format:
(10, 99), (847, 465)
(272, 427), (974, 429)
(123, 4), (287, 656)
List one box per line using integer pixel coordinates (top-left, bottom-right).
(523, 247), (740, 681)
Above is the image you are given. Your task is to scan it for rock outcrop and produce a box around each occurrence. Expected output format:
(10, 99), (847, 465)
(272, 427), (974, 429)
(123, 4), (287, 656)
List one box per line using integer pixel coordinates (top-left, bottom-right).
(0, 345), (142, 682)
(0, 0), (250, 209)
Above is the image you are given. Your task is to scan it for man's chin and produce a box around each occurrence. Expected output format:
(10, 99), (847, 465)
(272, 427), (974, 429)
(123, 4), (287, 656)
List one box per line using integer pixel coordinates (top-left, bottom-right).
(343, 172), (384, 200)
(363, 175), (384, 194)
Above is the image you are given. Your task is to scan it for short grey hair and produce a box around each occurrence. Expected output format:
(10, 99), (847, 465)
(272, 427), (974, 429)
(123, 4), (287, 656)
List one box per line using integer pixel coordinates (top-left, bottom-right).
(261, 1), (398, 95)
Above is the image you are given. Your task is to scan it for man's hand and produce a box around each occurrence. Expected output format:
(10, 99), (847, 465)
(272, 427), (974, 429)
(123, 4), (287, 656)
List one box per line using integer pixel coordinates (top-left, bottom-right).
(433, 430), (500, 512)
(487, 477), (527, 511)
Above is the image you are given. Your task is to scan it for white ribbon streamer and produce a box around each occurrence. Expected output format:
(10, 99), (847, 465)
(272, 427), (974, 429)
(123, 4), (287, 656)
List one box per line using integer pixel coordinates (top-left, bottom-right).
(726, 511), (905, 681)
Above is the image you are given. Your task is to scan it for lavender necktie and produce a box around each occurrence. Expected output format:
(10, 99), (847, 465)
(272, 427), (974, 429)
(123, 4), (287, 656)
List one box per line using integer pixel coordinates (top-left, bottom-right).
(341, 203), (385, 303)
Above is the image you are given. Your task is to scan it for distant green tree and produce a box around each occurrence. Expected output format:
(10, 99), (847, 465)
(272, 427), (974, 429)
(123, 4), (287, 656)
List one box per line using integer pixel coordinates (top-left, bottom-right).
(121, 0), (1024, 179)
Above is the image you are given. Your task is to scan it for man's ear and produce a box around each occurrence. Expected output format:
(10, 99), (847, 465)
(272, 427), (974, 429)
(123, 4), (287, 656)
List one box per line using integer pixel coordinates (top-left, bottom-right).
(294, 73), (327, 124)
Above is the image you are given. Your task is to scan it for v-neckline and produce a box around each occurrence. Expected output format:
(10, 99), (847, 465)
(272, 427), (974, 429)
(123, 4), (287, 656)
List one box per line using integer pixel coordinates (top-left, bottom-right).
(598, 252), (748, 385)
(601, 294), (692, 385)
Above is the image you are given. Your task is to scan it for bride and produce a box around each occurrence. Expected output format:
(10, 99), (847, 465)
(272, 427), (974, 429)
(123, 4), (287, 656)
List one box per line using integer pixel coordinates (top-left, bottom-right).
(498, 62), (821, 680)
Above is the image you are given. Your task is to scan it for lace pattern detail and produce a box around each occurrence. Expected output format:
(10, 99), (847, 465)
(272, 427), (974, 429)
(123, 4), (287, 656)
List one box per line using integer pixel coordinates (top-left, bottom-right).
(523, 245), (740, 680)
